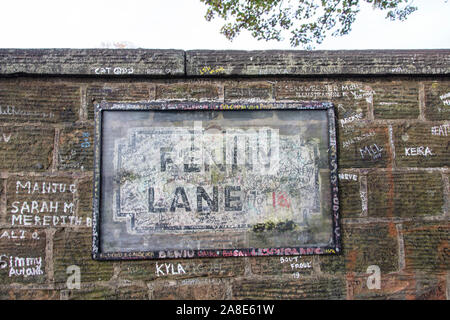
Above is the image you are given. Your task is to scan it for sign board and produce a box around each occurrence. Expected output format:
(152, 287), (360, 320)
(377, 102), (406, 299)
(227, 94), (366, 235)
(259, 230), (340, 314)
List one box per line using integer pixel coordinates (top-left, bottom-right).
(92, 102), (341, 260)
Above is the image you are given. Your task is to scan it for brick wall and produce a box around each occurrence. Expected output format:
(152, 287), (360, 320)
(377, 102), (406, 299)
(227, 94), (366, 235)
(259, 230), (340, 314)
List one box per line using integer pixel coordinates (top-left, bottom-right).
(0, 49), (448, 300)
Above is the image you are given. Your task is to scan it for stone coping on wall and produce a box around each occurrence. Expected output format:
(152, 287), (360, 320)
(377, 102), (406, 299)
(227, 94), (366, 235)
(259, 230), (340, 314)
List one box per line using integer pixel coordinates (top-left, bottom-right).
(0, 49), (449, 76)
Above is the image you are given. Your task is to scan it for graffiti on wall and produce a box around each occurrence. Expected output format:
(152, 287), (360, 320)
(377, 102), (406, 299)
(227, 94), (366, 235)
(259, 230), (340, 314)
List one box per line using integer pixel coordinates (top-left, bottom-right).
(92, 102), (341, 260)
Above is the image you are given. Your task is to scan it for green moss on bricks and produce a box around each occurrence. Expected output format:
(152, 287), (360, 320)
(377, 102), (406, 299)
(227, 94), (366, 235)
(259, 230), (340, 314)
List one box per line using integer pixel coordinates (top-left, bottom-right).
(155, 83), (220, 100)
(343, 223), (399, 273)
(402, 222), (449, 273)
(372, 81), (420, 119)
(53, 229), (114, 284)
(0, 127), (54, 171)
(232, 277), (346, 299)
(338, 174), (361, 218)
(367, 171), (444, 217)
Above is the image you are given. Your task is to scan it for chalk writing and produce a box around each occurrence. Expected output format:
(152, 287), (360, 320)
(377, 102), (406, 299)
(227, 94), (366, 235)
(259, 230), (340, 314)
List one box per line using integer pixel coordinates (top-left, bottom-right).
(440, 92), (450, 106)
(155, 262), (186, 276)
(10, 180), (90, 227)
(431, 124), (449, 136)
(338, 173), (358, 181)
(342, 131), (376, 149)
(16, 180), (76, 194)
(360, 144), (383, 160)
(0, 133), (11, 143)
(93, 67), (134, 75)
(81, 132), (90, 148)
(285, 83), (374, 103)
(404, 146), (433, 157)
(0, 229), (40, 241)
(0, 106), (55, 119)
(340, 113), (364, 128)
(0, 255), (43, 278)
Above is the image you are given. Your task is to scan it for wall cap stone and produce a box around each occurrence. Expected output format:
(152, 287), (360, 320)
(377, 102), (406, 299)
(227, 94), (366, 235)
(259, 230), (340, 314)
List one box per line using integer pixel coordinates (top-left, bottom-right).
(1, 49), (449, 76)
(0, 49), (185, 76)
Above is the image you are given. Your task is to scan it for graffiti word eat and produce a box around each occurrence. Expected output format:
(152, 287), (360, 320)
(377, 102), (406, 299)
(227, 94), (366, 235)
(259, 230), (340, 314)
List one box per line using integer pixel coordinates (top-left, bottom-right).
(431, 124), (449, 136)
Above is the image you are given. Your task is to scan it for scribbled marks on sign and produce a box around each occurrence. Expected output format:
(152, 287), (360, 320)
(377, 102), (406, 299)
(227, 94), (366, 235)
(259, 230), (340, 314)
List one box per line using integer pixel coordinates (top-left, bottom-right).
(113, 123), (321, 234)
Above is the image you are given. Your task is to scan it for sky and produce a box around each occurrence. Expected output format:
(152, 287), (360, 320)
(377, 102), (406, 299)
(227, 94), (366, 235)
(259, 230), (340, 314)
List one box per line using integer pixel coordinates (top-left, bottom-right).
(0, 0), (449, 50)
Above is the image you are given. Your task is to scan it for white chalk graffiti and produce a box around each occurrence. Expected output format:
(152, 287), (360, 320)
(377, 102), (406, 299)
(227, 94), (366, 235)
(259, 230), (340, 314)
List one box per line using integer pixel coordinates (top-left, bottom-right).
(0, 255), (43, 278)
(440, 92), (450, 106)
(404, 146), (433, 157)
(360, 144), (383, 160)
(431, 124), (449, 136)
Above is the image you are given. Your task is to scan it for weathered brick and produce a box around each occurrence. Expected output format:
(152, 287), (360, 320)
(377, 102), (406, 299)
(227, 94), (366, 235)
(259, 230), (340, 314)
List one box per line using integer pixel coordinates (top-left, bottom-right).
(0, 81), (80, 123)
(424, 81), (450, 121)
(318, 255), (346, 275)
(338, 123), (390, 168)
(372, 81), (420, 119)
(58, 125), (94, 171)
(120, 257), (245, 282)
(5, 176), (90, 228)
(153, 280), (228, 300)
(338, 171), (362, 218)
(232, 277), (345, 299)
(155, 82), (220, 101)
(250, 256), (314, 277)
(53, 229), (114, 284)
(343, 223), (399, 273)
(224, 81), (272, 101)
(393, 123), (449, 167)
(367, 171), (444, 217)
(275, 81), (370, 120)
(347, 272), (447, 300)
(63, 285), (148, 300)
(186, 50), (450, 76)
(402, 222), (449, 273)
(77, 177), (93, 220)
(0, 289), (59, 300)
(0, 228), (46, 284)
(0, 127), (54, 171)
(87, 83), (152, 119)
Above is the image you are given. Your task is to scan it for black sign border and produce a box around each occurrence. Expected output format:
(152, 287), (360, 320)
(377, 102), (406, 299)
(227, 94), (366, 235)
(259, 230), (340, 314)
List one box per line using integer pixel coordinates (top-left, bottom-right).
(92, 101), (341, 260)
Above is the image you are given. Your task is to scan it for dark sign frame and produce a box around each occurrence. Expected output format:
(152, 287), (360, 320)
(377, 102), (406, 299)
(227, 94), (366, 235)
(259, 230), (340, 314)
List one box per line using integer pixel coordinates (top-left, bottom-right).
(92, 101), (341, 260)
